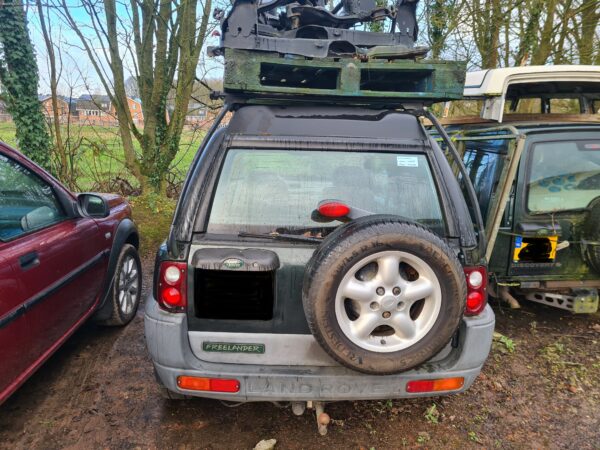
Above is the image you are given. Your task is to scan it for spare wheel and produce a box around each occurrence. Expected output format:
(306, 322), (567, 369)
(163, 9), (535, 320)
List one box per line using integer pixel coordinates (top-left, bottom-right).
(302, 215), (466, 375)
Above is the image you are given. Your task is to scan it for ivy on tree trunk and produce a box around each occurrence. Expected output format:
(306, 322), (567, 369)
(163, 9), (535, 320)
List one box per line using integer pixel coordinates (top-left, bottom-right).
(0, 0), (51, 168)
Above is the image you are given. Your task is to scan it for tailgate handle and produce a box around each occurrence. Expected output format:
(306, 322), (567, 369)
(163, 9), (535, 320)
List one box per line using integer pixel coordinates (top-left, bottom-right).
(19, 251), (40, 270)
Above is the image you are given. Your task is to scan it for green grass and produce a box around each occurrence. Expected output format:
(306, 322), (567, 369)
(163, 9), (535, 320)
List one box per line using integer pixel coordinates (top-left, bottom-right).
(0, 121), (203, 255)
(129, 194), (176, 256)
(0, 121), (205, 191)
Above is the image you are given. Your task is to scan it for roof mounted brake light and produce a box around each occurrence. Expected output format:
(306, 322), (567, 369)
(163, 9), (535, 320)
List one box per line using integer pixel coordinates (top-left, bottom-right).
(318, 200), (351, 219)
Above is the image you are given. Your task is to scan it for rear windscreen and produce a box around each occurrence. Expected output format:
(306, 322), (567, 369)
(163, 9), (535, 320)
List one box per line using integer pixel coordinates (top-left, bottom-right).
(207, 149), (445, 235)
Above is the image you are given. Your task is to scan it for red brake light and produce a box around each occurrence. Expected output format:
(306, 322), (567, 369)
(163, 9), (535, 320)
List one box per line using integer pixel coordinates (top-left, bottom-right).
(318, 201), (350, 218)
(162, 287), (182, 306)
(463, 266), (487, 316)
(157, 261), (187, 312)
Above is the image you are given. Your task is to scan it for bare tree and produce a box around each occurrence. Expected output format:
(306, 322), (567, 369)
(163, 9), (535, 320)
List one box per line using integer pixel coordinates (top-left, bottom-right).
(36, 0), (69, 182)
(424, 0), (466, 59)
(571, 0), (600, 64)
(56, 0), (213, 193)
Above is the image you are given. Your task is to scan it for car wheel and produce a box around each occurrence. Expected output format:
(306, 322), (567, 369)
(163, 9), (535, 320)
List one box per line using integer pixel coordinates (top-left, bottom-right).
(303, 215), (466, 375)
(97, 244), (142, 326)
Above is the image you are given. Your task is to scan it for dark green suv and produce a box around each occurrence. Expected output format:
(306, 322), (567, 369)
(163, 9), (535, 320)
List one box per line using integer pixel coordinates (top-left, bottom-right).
(437, 67), (600, 314)
(144, 105), (494, 408)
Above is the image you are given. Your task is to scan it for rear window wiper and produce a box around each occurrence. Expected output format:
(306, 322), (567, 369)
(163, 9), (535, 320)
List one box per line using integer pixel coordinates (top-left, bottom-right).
(238, 231), (323, 243)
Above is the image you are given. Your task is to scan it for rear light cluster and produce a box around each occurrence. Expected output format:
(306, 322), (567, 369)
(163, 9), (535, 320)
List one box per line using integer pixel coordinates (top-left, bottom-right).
(157, 261), (187, 312)
(463, 266), (487, 316)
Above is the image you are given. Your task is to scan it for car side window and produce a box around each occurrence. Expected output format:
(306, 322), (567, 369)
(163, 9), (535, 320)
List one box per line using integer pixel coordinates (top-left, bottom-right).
(461, 138), (512, 221)
(0, 154), (67, 241)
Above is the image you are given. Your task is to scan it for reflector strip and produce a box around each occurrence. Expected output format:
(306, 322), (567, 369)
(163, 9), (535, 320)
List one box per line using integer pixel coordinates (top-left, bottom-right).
(177, 376), (240, 393)
(406, 377), (464, 393)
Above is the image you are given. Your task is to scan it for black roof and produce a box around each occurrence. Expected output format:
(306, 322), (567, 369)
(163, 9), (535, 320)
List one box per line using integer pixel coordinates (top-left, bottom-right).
(76, 94), (111, 111)
(227, 105), (425, 140)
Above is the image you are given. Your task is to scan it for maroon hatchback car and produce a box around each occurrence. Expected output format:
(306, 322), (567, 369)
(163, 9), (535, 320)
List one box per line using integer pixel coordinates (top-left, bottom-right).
(0, 142), (141, 405)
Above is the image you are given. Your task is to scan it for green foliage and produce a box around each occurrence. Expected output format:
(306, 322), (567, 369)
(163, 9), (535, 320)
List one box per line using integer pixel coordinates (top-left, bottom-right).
(416, 431), (430, 444)
(468, 431), (481, 443)
(428, 0), (447, 59)
(0, 1), (51, 168)
(424, 403), (439, 424)
(0, 122), (203, 192)
(493, 332), (515, 353)
(129, 193), (176, 255)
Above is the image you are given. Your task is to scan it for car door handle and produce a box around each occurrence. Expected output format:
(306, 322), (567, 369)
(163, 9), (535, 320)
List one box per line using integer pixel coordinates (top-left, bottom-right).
(19, 251), (40, 270)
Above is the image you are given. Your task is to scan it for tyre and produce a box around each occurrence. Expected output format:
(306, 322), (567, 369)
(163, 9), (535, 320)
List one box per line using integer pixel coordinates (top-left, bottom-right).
(303, 215), (466, 375)
(584, 199), (600, 274)
(96, 244), (142, 326)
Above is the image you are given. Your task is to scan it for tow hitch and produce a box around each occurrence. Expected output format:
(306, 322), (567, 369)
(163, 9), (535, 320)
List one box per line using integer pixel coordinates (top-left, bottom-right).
(291, 401), (331, 435)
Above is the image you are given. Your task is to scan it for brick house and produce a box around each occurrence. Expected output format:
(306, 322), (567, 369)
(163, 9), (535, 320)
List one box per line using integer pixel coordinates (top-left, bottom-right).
(77, 95), (143, 126)
(76, 95), (113, 125)
(128, 97), (143, 124)
(39, 95), (77, 122)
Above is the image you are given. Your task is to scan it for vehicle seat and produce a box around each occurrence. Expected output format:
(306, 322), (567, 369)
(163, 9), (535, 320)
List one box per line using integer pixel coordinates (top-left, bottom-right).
(243, 171), (291, 224)
(322, 166), (375, 211)
(388, 168), (439, 220)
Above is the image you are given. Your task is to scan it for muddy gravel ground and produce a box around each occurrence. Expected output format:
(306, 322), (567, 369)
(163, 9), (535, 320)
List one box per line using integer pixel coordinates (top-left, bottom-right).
(1, 257), (599, 450)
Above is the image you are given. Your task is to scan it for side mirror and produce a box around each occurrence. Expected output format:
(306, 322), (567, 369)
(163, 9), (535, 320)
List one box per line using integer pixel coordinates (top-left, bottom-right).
(77, 193), (110, 218)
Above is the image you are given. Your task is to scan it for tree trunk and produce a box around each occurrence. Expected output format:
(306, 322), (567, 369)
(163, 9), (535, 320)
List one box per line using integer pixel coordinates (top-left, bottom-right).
(577, 0), (600, 64)
(58, 0), (212, 194)
(530, 0), (558, 65)
(36, 0), (69, 184)
(0, 0), (51, 168)
(470, 0), (504, 68)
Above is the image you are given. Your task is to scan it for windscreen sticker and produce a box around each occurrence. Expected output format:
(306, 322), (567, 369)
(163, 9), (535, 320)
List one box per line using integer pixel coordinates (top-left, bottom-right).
(396, 156), (419, 167)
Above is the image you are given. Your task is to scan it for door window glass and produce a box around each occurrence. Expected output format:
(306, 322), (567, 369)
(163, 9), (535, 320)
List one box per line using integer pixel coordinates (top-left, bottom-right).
(527, 140), (600, 213)
(461, 138), (512, 221)
(0, 154), (66, 240)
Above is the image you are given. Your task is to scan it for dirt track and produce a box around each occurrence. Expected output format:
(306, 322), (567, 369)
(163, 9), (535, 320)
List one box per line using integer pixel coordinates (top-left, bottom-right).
(1, 258), (599, 449)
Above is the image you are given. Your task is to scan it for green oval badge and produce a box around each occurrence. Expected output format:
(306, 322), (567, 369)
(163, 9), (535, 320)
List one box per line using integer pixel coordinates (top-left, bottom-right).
(223, 258), (244, 269)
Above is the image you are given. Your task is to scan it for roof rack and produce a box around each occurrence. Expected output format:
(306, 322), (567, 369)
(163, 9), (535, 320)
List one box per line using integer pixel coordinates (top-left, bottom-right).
(222, 49), (465, 106)
(210, 0), (466, 106)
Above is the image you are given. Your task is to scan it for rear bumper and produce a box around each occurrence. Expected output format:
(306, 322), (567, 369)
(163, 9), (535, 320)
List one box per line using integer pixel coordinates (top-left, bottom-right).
(144, 298), (495, 401)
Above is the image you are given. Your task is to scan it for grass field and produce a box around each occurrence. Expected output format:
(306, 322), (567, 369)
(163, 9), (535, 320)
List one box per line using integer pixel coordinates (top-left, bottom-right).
(0, 121), (205, 192)
(0, 121), (206, 254)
